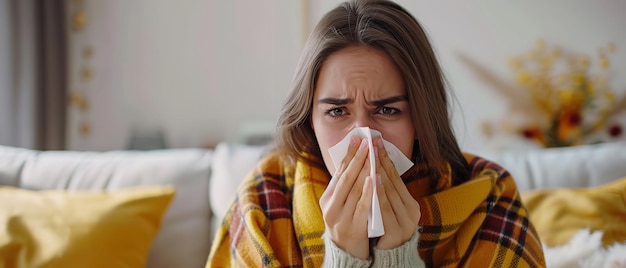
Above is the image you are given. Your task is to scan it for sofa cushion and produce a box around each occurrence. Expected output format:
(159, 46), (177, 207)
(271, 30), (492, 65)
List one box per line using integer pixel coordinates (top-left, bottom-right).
(0, 146), (213, 268)
(209, 142), (268, 238)
(477, 142), (626, 192)
(0, 186), (174, 268)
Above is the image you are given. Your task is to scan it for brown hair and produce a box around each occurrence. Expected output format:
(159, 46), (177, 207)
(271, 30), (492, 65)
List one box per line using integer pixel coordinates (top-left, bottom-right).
(275, 0), (469, 184)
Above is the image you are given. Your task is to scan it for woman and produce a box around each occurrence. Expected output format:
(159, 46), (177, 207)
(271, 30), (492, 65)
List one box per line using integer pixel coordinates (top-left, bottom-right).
(207, 0), (546, 267)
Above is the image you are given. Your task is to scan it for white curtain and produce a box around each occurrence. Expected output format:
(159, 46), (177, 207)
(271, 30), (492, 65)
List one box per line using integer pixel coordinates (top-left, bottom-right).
(0, 0), (67, 150)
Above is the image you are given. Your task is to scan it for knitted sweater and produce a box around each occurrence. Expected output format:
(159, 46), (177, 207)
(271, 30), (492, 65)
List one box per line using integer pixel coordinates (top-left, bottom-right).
(322, 229), (425, 267)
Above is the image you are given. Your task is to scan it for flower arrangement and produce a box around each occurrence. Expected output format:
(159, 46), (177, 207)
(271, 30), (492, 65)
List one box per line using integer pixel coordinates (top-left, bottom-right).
(464, 40), (626, 148)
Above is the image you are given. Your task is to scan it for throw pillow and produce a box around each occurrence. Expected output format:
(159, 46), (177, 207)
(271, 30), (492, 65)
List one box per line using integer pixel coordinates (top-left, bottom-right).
(209, 142), (267, 239)
(0, 186), (175, 268)
(521, 177), (626, 247)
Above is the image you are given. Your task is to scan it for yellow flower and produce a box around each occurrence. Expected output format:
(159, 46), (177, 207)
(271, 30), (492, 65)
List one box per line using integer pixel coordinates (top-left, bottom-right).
(572, 73), (585, 87)
(580, 56), (590, 68)
(559, 90), (584, 108)
(80, 122), (91, 137)
(600, 57), (610, 69)
(540, 56), (553, 69)
(607, 43), (616, 53)
(559, 90), (573, 104)
(517, 71), (532, 85)
(605, 91), (615, 102)
(585, 82), (595, 96)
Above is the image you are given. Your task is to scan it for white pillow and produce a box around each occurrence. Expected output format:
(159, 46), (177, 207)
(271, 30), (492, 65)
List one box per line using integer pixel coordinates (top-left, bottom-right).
(209, 142), (268, 239)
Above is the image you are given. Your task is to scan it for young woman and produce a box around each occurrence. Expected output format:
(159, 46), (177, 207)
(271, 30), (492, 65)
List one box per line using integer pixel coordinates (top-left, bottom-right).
(207, 0), (546, 267)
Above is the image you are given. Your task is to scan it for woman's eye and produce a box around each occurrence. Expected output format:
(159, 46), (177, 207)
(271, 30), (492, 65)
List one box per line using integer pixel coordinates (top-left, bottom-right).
(378, 107), (400, 116)
(325, 108), (346, 117)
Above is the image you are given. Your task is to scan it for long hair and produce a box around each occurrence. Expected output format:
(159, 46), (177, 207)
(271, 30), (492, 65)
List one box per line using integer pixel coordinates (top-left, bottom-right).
(275, 0), (469, 184)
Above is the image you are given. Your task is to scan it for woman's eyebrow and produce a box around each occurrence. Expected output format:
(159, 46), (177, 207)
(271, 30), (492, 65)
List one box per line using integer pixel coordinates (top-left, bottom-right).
(318, 96), (407, 106)
(318, 98), (352, 105)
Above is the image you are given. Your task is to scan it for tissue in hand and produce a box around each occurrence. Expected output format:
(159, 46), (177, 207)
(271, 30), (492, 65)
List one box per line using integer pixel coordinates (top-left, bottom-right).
(327, 127), (414, 237)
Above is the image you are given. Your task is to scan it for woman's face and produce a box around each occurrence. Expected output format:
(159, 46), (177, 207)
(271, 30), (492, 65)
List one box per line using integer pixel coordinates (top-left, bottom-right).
(312, 46), (416, 175)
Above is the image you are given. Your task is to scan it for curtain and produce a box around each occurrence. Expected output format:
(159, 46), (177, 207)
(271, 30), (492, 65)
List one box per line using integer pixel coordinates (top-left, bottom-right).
(0, 0), (67, 150)
(36, 0), (67, 150)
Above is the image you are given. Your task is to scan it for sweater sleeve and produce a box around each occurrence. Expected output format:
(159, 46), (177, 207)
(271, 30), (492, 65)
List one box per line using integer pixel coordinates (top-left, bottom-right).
(322, 229), (425, 268)
(372, 229), (425, 268)
(322, 233), (372, 268)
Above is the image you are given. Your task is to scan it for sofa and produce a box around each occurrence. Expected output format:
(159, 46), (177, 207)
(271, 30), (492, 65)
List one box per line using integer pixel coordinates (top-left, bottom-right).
(1, 141), (625, 267)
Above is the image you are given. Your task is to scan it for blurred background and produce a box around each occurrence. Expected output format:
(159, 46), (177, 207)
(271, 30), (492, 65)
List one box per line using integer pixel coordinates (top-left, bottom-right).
(1, 0), (625, 153)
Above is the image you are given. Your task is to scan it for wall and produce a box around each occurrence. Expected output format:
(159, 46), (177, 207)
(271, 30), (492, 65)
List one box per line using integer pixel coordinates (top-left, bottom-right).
(66, 0), (306, 150)
(66, 0), (626, 152)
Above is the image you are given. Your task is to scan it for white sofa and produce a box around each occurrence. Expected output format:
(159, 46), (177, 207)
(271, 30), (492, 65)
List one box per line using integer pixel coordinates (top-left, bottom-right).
(1, 141), (625, 267)
(0, 146), (214, 268)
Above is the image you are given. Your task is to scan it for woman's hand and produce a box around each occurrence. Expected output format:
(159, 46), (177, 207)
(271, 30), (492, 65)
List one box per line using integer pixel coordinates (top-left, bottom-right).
(319, 136), (375, 260)
(373, 138), (421, 250)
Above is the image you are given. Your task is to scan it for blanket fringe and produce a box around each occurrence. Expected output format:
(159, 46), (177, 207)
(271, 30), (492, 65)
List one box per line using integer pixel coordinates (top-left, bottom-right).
(544, 228), (626, 268)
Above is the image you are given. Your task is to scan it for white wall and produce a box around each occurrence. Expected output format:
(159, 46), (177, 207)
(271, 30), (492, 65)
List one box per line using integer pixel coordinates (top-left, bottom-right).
(67, 0), (626, 152)
(67, 0), (306, 150)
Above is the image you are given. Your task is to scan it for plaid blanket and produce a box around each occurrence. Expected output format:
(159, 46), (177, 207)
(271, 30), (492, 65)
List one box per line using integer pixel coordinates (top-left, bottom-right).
(206, 153), (546, 267)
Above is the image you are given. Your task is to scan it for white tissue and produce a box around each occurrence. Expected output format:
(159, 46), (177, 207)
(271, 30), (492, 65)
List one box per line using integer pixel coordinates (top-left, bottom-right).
(327, 127), (414, 237)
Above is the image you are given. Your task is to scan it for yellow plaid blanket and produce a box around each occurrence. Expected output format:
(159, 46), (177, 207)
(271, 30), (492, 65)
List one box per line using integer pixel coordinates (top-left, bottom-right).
(207, 153), (546, 267)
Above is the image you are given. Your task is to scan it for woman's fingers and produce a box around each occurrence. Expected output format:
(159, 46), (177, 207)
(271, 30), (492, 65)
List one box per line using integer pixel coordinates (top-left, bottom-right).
(354, 175), (374, 223)
(379, 170), (414, 230)
(342, 159), (372, 213)
(320, 136), (370, 228)
(334, 174), (373, 259)
(319, 136), (375, 260)
(375, 139), (422, 224)
(373, 138), (421, 249)
(374, 147), (406, 232)
(320, 136), (361, 210)
(375, 172), (399, 225)
(375, 138), (416, 205)
(329, 138), (369, 205)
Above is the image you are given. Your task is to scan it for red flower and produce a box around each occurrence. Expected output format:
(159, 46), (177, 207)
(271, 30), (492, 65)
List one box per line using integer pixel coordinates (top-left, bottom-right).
(609, 125), (622, 137)
(564, 111), (582, 126)
(557, 108), (583, 142)
(521, 127), (544, 146)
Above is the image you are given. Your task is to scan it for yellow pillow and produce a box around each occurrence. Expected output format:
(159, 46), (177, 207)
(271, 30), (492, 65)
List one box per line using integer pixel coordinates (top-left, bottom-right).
(521, 177), (626, 247)
(0, 186), (175, 268)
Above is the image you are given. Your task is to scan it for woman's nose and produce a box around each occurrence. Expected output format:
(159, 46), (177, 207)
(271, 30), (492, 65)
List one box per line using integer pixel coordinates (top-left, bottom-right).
(354, 113), (372, 128)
